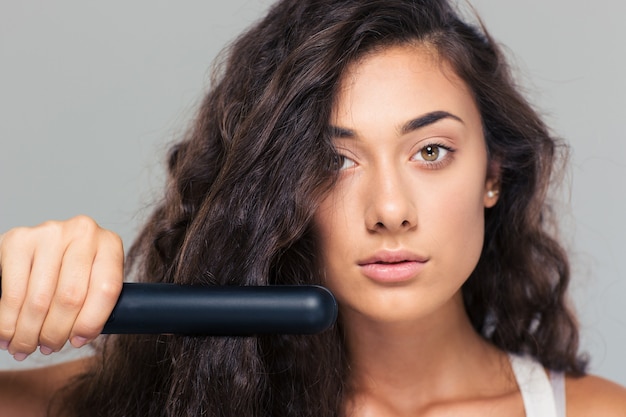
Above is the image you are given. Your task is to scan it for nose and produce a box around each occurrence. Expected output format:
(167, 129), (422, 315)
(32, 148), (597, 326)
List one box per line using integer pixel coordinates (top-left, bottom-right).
(364, 166), (418, 233)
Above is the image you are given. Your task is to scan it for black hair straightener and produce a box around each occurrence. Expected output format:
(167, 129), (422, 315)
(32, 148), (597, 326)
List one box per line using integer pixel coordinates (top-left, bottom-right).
(0, 282), (337, 335)
(0, 283), (337, 335)
(100, 283), (337, 335)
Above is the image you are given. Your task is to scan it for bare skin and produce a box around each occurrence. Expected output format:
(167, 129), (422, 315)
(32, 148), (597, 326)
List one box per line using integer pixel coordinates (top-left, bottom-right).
(0, 357), (91, 417)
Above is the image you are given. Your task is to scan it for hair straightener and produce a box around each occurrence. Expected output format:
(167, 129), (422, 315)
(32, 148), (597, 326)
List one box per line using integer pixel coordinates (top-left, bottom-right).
(0, 283), (337, 335)
(100, 283), (337, 335)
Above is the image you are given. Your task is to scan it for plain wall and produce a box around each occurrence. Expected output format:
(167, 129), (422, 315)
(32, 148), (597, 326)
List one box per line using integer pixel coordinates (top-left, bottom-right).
(1, 0), (625, 386)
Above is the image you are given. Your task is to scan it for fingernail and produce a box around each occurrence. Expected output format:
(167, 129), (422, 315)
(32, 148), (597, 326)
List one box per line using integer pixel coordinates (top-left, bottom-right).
(40, 345), (54, 355)
(13, 352), (28, 362)
(71, 336), (88, 348)
(0, 340), (9, 350)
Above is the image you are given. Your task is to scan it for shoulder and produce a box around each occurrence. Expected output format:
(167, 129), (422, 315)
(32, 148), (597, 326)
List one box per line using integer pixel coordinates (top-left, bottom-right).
(0, 356), (93, 417)
(566, 373), (626, 417)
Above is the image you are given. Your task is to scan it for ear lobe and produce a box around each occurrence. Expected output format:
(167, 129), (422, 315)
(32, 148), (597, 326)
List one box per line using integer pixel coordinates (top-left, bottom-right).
(484, 188), (499, 208)
(484, 159), (501, 208)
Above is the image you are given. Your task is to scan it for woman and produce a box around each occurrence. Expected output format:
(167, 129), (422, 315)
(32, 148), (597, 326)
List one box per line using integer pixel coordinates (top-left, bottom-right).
(1, 0), (625, 415)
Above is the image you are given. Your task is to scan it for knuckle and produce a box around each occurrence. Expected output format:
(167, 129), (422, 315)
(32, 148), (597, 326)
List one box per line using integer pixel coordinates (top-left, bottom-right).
(71, 215), (99, 235)
(36, 221), (65, 245)
(12, 340), (37, 355)
(0, 326), (15, 340)
(0, 228), (18, 245)
(73, 319), (100, 338)
(0, 227), (30, 251)
(99, 280), (123, 300)
(38, 331), (65, 350)
(55, 287), (84, 310)
(26, 293), (52, 316)
(0, 291), (25, 310)
(39, 220), (63, 236)
(3, 226), (29, 239)
(103, 229), (124, 250)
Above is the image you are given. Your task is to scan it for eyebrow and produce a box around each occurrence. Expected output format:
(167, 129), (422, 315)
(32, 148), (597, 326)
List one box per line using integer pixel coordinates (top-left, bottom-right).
(400, 110), (464, 135)
(329, 110), (464, 138)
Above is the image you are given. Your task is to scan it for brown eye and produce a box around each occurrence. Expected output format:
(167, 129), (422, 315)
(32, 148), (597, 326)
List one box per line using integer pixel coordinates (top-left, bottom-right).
(411, 143), (453, 166)
(421, 145), (440, 162)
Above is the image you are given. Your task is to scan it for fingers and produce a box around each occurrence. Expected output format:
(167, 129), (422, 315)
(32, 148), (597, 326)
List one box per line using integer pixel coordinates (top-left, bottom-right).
(69, 229), (123, 348)
(0, 228), (33, 353)
(37, 233), (97, 354)
(11, 238), (64, 358)
(0, 216), (124, 361)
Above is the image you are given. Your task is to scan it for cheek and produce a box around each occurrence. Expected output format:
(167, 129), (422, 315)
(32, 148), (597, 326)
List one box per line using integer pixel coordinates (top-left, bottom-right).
(428, 176), (486, 272)
(314, 176), (362, 242)
(313, 195), (352, 261)
(312, 188), (366, 293)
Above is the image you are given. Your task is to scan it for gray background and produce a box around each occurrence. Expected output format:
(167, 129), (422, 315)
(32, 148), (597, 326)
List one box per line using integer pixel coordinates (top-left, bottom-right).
(1, 1), (625, 386)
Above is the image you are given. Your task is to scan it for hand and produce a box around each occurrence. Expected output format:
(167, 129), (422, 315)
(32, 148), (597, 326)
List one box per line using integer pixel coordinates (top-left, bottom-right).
(0, 216), (123, 361)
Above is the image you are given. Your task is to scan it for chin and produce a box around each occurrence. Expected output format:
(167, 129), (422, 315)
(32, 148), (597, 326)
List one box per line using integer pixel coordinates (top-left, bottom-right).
(337, 286), (467, 328)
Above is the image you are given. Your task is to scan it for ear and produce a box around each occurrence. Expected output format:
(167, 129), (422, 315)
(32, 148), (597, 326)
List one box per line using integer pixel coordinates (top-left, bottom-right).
(483, 159), (501, 208)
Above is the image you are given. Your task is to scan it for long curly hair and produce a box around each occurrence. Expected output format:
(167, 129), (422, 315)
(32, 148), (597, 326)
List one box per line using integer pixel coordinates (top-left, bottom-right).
(52, 0), (586, 416)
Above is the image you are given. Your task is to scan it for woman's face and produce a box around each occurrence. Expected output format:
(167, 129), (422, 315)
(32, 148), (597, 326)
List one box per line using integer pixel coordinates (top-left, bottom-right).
(314, 44), (498, 325)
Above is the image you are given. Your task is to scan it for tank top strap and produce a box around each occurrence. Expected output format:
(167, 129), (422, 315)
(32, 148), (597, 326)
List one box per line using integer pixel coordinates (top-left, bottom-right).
(508, 354), (559, 417)
(549, 370), (567, 417)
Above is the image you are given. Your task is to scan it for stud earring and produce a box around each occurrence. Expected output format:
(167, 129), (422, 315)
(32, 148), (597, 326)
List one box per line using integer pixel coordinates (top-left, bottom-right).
(487, 190), (499, 198)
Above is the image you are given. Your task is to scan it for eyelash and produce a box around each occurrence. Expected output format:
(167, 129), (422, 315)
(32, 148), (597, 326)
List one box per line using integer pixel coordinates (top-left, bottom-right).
(410, 142), (456, 169)
(336, 155), (356, 170)
(330, 150), (357, 171)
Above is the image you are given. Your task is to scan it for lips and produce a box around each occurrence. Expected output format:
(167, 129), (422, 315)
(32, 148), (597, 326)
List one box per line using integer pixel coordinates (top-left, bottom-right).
(358, 250), (429, 283)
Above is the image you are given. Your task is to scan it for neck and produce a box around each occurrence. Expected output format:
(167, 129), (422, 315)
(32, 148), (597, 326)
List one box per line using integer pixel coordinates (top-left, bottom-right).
(341, 293), (513, 414)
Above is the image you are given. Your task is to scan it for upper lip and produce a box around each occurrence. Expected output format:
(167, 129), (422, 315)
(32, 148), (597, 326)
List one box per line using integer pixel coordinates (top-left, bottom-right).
(358, 250), (429, 265)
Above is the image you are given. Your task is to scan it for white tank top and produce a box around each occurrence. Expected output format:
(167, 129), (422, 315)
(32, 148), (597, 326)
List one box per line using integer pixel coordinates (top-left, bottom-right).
(509, 354), (566, 417)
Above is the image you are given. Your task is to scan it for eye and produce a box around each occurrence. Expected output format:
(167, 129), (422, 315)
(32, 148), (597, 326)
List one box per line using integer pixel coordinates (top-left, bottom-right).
(411, 143), (453, 164)
(329, 153), (357, 171)
(338, 155), (356, 170)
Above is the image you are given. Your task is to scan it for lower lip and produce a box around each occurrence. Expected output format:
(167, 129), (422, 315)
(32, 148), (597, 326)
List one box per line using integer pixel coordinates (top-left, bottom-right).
(359, 261), (427, 283)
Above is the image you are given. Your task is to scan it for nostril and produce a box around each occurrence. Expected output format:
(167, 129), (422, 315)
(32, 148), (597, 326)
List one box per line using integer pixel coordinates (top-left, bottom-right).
(372, 219), (414, 231)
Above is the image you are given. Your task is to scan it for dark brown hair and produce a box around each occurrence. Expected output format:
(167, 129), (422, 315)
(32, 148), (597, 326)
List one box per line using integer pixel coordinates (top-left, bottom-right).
(53, 1), (585, 416)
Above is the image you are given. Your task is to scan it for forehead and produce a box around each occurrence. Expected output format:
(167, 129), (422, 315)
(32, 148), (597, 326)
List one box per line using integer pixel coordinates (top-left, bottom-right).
(330, 44), (480, 128)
